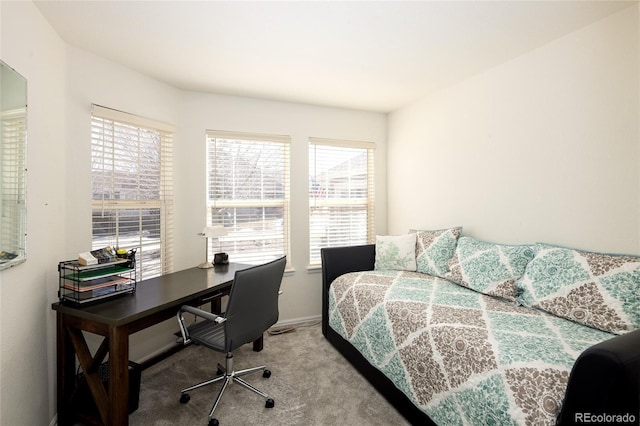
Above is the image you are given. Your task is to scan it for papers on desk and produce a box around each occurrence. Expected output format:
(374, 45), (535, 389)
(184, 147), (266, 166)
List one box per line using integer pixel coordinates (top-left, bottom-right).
(62, 275), (133, 292)
(79, 246), (118, 265)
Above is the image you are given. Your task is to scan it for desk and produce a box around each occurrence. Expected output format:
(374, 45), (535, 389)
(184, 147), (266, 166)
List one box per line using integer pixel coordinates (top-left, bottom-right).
(52, 263), (254, 426)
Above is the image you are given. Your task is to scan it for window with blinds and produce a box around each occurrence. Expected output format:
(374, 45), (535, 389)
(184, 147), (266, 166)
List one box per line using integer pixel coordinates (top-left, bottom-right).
(309, 138), (375, 266)
(91, 105), (174, 279)
(1, 108), (27, 261)
(206, 130), (290, 265)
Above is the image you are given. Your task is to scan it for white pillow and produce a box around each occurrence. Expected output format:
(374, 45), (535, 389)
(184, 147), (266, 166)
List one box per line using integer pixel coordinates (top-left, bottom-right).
(374, 234), (417, 271)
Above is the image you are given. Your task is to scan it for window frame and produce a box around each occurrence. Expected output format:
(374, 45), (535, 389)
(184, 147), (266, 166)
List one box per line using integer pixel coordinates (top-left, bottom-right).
(308, 137), (376, 267)
(206, 130), (291, 266)
(90, 104), (174, 279)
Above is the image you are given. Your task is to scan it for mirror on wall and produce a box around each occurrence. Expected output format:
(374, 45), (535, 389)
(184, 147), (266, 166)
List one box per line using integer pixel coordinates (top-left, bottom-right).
(0, 60), (27, 270)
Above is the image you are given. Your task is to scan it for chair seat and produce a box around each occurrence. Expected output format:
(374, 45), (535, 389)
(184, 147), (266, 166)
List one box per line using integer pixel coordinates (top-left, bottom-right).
(187, 319), (225, 351)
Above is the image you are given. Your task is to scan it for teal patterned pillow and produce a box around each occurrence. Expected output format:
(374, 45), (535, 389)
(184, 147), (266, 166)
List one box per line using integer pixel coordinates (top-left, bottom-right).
(411, 227), (462, 278)
(374, 234), (417, 271)
(517, 244), (640, 335)
(445, 237), (536, 303)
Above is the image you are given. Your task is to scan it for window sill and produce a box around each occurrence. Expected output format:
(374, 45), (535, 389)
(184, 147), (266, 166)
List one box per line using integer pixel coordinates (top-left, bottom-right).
(306, 265), (322, 274)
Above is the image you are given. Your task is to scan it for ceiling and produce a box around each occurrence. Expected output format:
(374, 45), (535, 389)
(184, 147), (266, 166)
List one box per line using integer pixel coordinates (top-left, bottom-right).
(34, 1), (636, 113)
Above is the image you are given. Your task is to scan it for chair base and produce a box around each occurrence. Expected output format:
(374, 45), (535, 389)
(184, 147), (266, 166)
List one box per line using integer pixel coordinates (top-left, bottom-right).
(179, 352), (274, 423)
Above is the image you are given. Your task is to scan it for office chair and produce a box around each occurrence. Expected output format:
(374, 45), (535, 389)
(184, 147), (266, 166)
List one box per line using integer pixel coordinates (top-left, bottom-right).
(176, 256), (286, 426)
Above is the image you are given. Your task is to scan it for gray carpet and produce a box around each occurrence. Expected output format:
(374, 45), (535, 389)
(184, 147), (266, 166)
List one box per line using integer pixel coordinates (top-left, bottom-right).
(129, 323), (410, 426)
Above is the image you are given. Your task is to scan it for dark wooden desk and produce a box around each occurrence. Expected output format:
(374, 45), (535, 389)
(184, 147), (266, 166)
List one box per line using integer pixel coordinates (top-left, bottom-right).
(52, 263), (253, 426)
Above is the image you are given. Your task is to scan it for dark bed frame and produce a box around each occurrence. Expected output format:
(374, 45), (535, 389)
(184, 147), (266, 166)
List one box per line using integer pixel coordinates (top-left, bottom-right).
(321, 244), (640, 426)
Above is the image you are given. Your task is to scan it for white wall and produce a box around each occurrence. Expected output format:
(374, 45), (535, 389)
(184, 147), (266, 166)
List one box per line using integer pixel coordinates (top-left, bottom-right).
(0, 2), (67, 425)
(175, 92), (387, 324)
(63, 55), (386, 362)
(1, 2), (386, 424)
(387, 5), (639, 254)
(63, 47), (187, 365)
(65, 47), (183, 256)
(6, 1), (635, 424)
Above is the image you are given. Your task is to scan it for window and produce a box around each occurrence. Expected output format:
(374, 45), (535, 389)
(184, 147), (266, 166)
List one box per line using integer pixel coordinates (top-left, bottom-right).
(309, 138), (375, 266)
(206, 130), (290, 265)
(91, 105), (174, 279)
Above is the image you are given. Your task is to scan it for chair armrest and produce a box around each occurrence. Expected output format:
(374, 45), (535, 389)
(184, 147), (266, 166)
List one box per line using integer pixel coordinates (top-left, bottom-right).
(176, 305), (226, 345)
(321, 244), (375, 336)
(179, 305), (226, 323)
(558, 328), (640, 424)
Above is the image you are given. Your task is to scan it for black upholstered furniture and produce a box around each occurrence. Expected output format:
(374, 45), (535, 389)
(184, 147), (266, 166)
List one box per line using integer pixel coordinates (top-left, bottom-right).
(177, 256), (286, 426)
(321, 244), (640, 425)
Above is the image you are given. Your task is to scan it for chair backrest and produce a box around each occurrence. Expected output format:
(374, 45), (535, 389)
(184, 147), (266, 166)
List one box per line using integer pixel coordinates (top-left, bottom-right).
(224, 256), (286, 352)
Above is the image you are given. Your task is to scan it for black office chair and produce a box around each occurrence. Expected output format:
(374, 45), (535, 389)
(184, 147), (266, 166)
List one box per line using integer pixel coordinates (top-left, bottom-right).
(176, 256), (286, 426)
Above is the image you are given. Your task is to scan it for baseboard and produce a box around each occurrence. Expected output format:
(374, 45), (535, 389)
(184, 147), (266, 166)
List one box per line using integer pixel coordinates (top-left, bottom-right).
(138, 315), (321, 366)
(269, 315), (321, 332)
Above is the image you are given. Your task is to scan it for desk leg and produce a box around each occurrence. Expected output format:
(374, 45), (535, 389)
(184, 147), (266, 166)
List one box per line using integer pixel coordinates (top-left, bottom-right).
(56, 314), (76, 426)
(109, 325), (129, 426)
(253, 335), (264, 352)
(210, 298), (222, 315)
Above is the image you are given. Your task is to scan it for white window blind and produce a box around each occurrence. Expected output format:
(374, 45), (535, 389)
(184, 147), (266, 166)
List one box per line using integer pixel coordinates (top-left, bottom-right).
(91, 105), (174, 279)
(0, 109), (26, 260)
(309, 138), (375, 266)
(206, 130), (290, 265)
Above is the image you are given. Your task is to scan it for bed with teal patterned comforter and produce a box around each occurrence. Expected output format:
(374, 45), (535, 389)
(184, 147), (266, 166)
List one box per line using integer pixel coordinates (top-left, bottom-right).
(328, 270), (614, 425)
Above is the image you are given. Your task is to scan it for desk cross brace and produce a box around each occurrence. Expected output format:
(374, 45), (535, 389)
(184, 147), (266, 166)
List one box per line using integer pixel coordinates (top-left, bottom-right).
(67, 328), (112, 424)
(58, 317), (130, 426)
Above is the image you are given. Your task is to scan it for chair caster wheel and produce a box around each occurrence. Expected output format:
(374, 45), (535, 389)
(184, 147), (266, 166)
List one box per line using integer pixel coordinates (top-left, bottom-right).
(265, 398), (275, 408)
(208, 418), (219, 426)
(263, 369), (271, 378)
(179, 393), (190, 404)
(216, 368), (224, 376)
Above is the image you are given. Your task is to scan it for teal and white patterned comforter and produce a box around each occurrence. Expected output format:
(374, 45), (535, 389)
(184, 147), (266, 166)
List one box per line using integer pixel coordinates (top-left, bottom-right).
(328, 270), (614, 425)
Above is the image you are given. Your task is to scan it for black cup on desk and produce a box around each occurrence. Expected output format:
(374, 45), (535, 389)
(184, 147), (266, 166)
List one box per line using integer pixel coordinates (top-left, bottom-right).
(214, 252), (229, 265)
